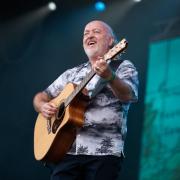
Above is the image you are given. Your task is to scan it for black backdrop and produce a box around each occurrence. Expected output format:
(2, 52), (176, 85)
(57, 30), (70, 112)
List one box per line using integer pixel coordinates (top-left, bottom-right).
(0, 0), (179, 179)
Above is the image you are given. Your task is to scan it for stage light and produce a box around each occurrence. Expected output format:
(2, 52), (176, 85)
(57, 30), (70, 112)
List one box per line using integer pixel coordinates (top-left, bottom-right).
(95, 1), (106, 12)
(133, 0), (142, 2)
(48, 2), (57, 11)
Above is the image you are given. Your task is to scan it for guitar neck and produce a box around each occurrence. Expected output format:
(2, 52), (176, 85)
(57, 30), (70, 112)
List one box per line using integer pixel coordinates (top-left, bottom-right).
(64, 69), (95, 107)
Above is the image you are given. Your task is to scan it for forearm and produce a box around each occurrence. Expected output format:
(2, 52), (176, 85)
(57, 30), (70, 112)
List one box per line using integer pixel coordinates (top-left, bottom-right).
(33, 92), (51, 113)
(92, 58), (137, 102)
(109, 76), (134, 102)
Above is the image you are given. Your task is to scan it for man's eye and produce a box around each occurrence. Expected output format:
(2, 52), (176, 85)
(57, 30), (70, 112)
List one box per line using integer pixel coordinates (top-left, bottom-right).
(94, 30), (100, 33)
(84, 32), (89, 36)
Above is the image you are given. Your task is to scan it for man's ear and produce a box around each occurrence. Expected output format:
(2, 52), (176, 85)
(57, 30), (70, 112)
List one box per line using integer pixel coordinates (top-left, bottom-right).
(109, 37), (115, 48)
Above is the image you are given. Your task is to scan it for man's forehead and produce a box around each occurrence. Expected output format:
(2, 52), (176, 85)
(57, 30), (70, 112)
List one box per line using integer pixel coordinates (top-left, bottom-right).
(84, 21), (107, 31)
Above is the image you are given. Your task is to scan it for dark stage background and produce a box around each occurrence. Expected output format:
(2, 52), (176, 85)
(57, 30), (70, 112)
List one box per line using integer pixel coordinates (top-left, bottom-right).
(0, 0), (179, 179)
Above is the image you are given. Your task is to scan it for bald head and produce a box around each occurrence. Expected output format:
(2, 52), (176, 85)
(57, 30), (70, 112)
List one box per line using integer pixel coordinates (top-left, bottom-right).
(84, 20), (116, 42)
(83, 20), (117, 61)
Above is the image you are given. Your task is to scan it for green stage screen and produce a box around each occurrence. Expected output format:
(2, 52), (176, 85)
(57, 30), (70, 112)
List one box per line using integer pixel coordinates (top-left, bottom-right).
(139, 37), (180, 180)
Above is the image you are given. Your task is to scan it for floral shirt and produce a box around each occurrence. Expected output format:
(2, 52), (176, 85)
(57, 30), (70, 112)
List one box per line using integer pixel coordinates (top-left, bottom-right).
(45, 60), (138, 157)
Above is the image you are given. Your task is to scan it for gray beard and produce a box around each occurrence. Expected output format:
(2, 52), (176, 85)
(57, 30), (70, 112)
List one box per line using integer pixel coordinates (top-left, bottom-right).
(84, 47), (99, 59)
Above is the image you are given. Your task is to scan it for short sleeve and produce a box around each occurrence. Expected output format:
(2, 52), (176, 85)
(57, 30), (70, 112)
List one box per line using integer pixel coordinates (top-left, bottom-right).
(44, 70), (70, 98)
(116, 60), (139, 102)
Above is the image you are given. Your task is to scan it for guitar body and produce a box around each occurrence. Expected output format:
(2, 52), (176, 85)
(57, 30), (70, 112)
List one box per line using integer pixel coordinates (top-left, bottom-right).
(34, 83), (87, 163)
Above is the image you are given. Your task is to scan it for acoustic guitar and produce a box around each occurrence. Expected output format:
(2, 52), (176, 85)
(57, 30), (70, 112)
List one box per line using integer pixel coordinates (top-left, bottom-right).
(34, 39), (128, 163)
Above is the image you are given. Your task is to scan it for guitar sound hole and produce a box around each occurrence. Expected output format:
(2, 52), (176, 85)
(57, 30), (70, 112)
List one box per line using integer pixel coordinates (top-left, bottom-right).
(52, 102), (65, 134)
(57, 102), (65, 120)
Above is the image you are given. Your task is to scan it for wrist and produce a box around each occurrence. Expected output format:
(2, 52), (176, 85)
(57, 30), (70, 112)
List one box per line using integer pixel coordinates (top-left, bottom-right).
(104, 70), (116, 82)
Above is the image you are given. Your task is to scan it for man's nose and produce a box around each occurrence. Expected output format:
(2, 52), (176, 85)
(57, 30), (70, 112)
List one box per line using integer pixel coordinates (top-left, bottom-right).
(87, 31), (95, 39)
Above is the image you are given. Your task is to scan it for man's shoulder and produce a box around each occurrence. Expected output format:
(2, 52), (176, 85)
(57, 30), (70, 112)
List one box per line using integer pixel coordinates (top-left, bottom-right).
(121, 59), (134, 65)
(110, 59), (136, 70)
(67, 61), (89, 72)
(119, 59), (137, 69)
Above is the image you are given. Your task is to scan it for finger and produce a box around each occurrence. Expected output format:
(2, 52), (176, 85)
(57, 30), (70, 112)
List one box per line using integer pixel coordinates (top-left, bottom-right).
(97, 56), (103, 61)
(100, 60), (108, 68)
(92, 63), (99, 71)
(45, 109), (57, 117)
(96, 59), (101, 65)
(95, 62), (105, 72)
(97, 56), (105, 63)
(95, 66), (101, 71)
(44, 103), (57, 112)
(48, 102), (57, 108)
(96, 61), (105, 69)
(43, 106), (57, 115)
(48, 103), (57, 111)
(46, 110), (56, 115)
(46, 113), (53, 119)
(42, 112), (52, 119)
(99, 58), (106, 64)
(49, 107), (57, 113)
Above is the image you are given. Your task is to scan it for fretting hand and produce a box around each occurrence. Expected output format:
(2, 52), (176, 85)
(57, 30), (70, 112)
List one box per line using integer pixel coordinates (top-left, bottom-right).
(92, 57), (113, 80)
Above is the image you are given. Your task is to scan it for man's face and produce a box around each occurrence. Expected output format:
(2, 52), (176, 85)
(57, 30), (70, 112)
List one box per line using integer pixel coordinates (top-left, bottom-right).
(83, 21), (113, 59)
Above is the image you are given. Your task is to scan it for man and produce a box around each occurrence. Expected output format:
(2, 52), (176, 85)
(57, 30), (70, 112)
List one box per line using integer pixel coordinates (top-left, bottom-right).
(33, 20), (138, 180)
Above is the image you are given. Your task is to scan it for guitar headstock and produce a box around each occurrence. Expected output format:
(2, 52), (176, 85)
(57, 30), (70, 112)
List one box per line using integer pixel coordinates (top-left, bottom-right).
(104, 38), (128, 61)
